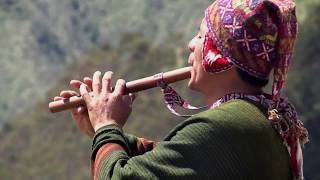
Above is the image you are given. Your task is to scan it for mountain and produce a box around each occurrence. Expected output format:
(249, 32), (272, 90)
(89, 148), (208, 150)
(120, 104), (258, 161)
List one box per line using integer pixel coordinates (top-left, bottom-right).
(0, 33), (204, 179)
(1, 0), (320, 179)
(0, 0), (210, 123)
(0, 0), (315, 123)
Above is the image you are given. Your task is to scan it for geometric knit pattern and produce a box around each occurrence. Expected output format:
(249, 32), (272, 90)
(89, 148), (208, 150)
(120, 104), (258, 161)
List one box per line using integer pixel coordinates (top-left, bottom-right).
(154, 73), (206, 117)
(205, 0), (298, 102)
(202, 33), (233, 73)
(91, 100), (292, 180)
(204, 1), (306, 179)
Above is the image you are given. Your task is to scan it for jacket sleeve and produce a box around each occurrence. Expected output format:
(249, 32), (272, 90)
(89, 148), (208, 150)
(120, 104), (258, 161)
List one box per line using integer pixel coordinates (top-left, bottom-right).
(90, 118), (214, 180)
(123, 133), (156, 156)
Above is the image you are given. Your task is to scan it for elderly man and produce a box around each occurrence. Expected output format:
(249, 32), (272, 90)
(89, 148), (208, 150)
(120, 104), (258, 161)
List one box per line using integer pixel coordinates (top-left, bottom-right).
(55, 0), (308, 179)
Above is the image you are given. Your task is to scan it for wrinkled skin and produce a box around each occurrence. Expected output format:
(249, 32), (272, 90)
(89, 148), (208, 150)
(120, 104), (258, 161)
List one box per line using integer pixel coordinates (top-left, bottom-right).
(54, 73), (135, 137)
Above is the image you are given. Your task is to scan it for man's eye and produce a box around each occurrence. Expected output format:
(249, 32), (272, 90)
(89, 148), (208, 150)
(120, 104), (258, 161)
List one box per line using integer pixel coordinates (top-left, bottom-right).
(198, 35), (202, 39)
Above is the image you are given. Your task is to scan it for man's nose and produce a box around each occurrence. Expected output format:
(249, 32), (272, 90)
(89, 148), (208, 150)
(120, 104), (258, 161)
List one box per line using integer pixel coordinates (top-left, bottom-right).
(188, 38), (196, 52)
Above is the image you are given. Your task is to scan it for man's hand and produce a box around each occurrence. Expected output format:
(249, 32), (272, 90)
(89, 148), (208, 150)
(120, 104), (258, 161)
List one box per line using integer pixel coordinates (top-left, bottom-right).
(80, 71), (135, 131)
(54, 77), (95, 138)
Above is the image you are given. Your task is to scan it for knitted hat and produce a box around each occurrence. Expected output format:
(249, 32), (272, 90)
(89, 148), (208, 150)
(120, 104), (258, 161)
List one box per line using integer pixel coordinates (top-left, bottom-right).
(203, 1), (308, 179)
(204, 0), (297, 101)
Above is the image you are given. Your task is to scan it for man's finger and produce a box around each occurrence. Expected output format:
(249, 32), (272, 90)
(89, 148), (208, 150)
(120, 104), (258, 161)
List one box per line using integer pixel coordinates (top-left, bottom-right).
(71, 106), (87, 114)
(101, 71), (113, 95)
(129, 93), (138, 102)
(80, 84), (91, 102)
(83, 77), (93, 91)
(60, 90), (79, 98)
(70, 78), (93, 91)
(113, 79), (126, 98)
(54, 96), (63, 101)
(123, 93), (137, 106)
(92, 71), (102, 96)
(77, 106), (87, 114)
(70, 80), (82, 89)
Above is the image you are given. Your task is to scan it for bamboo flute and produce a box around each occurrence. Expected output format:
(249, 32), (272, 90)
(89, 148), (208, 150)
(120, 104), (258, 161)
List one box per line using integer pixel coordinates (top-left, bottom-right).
(49, 66), (192, 113)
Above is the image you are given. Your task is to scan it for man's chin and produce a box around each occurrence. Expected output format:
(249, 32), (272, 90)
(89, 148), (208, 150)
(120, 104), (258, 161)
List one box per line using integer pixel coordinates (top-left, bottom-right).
(187, 79), (196, 91)
(188, 69), (200, 91)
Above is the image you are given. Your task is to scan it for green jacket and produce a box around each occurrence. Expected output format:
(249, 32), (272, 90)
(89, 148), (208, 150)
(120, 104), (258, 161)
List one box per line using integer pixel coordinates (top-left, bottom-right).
(91, 99), (292, 180)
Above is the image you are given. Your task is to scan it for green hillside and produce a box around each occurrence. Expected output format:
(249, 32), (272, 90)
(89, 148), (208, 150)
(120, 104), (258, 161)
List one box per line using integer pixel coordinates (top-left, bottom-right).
(0, 0), (320, 179)
(0, 0), (210, 123)
(0, 33), (204, 179)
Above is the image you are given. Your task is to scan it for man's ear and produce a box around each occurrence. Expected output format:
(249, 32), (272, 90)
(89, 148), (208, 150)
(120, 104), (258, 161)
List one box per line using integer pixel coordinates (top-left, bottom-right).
(202, 33), (233, 73)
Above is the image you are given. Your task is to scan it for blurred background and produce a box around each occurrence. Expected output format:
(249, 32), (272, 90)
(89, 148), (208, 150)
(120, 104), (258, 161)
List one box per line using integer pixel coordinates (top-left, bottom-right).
(0, 0), (319, 179)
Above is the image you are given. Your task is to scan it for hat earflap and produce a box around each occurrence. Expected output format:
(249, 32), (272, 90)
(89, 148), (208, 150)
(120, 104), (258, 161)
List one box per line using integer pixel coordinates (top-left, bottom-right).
(202, 33), (233, 73)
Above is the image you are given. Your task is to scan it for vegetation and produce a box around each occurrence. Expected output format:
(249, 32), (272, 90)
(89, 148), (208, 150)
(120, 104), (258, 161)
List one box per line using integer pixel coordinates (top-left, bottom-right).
(0, 0), (319, 179)
(0, 0), (210, 123)
(0, 33), (203, 179)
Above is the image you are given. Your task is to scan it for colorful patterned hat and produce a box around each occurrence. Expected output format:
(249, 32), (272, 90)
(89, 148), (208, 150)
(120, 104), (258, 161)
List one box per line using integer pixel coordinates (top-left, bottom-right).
(204, 0), (297, 103)
(203, 1), (308, 180)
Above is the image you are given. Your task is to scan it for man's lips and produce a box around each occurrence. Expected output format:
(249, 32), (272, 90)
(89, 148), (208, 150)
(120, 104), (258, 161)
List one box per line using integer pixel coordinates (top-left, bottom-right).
(188, 53), (195, 65)
(188, 53), (196, 79)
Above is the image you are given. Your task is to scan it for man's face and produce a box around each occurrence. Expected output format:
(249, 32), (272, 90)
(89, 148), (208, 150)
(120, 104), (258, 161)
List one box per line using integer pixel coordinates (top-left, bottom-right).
(187, 18), (209, 91)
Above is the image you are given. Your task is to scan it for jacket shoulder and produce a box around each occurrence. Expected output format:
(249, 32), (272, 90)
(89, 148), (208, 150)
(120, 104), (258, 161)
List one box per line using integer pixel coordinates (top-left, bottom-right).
(193, 99), (269, 128)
